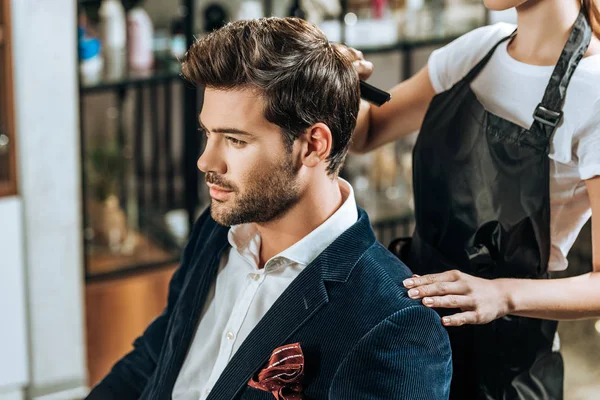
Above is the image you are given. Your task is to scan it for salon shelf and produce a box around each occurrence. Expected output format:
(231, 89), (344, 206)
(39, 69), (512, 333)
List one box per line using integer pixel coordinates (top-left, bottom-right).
(353, 23), (484, 81)
(356, 33), (465, 55)
(80, 59), (184, 94)
(78, 48), (199, 282)
(79, 33), (461, 94)
(84, 207), (185, 282)
(78, 0), (128, 5)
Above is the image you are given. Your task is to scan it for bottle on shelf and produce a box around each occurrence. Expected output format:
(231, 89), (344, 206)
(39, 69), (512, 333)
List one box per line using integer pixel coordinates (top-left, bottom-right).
(372, 0), (388, 19)
(78, 10), (103, 85)
(99, 0), (127, 78)
(99, 0), (127, 51)
(127, 6), (154, 70)
(78, 27), (103, 85)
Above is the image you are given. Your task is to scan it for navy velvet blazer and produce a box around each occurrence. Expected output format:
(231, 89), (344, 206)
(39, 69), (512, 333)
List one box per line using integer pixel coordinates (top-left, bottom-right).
(87, 207), (452, 399)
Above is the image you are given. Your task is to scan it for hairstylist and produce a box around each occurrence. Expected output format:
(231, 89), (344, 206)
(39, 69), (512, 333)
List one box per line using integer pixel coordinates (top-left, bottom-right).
(349, 0), (600, 398)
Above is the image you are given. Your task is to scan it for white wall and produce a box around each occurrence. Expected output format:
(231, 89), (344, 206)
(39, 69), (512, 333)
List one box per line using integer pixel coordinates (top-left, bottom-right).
(10, 0), (88, 398)
(0, 391), (24, 400)
(0, 198), (28, 400)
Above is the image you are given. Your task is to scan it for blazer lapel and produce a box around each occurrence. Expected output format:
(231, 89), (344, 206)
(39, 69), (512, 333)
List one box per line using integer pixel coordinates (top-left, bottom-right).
(207, 207), (376, 400)
(207, 257), (328, 400)
(154, 220), (231, 398)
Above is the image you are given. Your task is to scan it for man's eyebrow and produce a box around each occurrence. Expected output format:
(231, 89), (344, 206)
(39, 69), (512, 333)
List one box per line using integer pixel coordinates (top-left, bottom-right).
(198, 118), (254, 136)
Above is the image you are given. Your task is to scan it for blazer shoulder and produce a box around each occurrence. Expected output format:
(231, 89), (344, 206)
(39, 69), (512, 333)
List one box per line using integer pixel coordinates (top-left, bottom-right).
(341, 242), (423, 317)
(361, 242), (414, 286)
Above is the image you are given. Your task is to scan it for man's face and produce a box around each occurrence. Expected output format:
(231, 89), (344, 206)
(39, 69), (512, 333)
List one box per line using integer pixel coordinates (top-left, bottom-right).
(197, 88), (302, 226)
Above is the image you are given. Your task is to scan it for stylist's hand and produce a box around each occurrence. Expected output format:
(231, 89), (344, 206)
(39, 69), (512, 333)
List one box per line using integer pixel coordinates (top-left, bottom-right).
(338, 46), (374, 81)
(403, 271), (511, 327)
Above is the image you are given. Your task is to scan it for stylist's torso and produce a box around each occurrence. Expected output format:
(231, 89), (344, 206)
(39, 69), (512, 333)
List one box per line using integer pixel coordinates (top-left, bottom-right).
(382, 11), (598, 400)
(405, 14), (597, 400)
(426, 21), (600, 273)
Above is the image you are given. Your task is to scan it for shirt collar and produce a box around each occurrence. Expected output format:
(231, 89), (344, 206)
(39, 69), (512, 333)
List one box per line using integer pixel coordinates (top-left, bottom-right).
(227, 178), (358, 269)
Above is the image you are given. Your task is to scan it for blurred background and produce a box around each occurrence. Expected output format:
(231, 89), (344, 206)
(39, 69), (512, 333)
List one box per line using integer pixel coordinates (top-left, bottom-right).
(0, 0), (598, 399)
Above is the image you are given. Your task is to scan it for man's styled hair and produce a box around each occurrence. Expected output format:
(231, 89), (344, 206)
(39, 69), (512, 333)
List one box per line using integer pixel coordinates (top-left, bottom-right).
(181, 17), (360, 175)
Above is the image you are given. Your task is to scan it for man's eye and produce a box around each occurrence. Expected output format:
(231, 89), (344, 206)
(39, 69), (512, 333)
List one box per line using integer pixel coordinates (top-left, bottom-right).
(226, 136), (246, 147)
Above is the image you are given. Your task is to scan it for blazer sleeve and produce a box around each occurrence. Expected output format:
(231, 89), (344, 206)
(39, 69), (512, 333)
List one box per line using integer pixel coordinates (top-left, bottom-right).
(329, 305), (452, 399)
(86, 209), (211, 400)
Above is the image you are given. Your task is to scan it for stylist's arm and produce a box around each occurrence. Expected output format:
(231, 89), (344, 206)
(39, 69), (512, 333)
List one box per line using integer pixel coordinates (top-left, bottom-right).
(404, 176), (600, 325)
(345, 48), (436, 154)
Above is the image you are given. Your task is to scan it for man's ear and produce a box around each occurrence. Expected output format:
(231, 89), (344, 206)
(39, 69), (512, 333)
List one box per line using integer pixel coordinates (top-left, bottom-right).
(298, 123), (333, 169)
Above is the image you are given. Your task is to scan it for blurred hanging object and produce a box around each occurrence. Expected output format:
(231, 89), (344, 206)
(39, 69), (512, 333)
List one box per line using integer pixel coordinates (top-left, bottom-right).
(170, 18), (187, 59)
(288, 0), (307, 19)
(204, 3), (229, 32)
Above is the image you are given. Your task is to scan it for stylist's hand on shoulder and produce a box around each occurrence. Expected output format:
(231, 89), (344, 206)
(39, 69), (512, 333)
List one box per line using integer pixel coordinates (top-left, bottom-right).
(403, 271), (512, 327)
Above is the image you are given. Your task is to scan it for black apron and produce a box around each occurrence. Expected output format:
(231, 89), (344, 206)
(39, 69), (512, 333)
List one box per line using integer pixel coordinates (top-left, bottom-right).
(390, 11), (592, 400)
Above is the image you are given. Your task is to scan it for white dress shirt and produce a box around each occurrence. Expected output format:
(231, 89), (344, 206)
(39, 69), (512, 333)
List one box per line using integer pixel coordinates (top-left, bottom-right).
(172, 179), (358, 400)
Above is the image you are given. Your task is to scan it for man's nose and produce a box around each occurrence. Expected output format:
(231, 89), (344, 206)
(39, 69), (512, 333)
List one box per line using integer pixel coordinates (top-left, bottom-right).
(197, 139), (227, 175)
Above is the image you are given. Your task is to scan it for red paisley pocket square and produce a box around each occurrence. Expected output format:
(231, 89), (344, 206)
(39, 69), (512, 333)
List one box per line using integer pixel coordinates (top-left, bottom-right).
(247, 342), (304, 400)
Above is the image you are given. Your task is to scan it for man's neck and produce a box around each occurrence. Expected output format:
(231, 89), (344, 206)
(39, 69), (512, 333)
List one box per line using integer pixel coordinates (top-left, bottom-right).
(254, 176), (345, 268)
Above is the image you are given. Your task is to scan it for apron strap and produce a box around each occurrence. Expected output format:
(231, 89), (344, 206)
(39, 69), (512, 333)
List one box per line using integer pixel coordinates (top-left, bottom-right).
(531, 10), (592, 138)
(461, 30), (517, 84)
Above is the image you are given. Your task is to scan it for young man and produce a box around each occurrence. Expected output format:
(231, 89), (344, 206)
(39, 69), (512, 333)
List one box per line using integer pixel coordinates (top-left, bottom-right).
(87, 17), (451, 400)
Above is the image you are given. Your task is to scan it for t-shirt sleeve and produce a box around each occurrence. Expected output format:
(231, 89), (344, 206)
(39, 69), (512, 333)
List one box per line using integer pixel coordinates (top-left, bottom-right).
(576, 99), (600, 180)
(427, 23), (516, 94)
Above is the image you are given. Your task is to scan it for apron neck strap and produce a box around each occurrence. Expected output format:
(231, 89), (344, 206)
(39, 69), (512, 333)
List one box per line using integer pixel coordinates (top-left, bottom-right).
(532, 10), (592, 136)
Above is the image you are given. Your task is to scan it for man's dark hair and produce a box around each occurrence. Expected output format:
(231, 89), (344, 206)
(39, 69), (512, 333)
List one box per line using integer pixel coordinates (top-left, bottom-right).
(181, 17), (360, 175)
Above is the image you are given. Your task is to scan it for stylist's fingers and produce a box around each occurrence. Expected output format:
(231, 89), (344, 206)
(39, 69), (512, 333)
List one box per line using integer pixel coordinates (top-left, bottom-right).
(442, 312), (480, 327)
(346, 47), (364, 60)
(404, 270), (462, 288)
(352, 60), (374, 81)
(407, 281), (468, 299)
(337, 45), (374, 80)
(422, 295), (474, 309)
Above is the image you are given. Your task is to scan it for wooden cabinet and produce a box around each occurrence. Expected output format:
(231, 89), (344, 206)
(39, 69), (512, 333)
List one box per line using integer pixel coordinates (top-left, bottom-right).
(85, 265), (176, 386)
(0, 0), (17, 197)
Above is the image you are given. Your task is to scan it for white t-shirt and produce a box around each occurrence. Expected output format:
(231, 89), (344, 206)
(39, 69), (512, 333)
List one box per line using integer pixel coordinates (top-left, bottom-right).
(427, 23), (600, 271)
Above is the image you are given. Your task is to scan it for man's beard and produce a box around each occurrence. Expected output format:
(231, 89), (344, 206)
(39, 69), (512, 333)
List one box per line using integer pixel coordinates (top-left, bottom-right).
(206, 155), (301, 226)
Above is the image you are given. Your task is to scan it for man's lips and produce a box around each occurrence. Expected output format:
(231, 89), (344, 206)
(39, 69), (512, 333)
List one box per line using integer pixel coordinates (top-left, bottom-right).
(207, 183), (233, 200)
